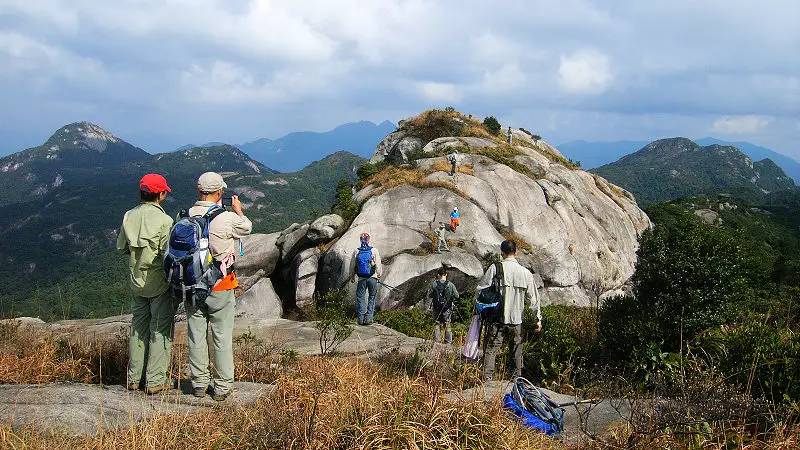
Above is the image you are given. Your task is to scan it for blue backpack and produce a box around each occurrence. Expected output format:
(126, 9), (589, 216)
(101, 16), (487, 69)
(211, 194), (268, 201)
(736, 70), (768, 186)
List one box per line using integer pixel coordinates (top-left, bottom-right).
(355, 245), (375, 278)
(164, 206), (225, 306)
(503, 377), (565, 436)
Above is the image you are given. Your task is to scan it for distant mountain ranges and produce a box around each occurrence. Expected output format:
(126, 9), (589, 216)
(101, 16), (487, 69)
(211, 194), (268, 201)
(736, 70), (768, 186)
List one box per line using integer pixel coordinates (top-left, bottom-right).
(591, 137), (795, 205)
(178, 120), (396, 172)
(0, 122), (365, 319)
(559, 137), (800, 184)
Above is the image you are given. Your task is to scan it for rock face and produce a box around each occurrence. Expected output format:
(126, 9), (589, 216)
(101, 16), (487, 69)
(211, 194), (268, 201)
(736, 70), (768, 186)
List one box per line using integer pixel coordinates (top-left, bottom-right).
(318, 125), (650, 308)
(369, 130), (423, 164)
(0, 381), (273, 436)
(307, 214), (345, 243)
(236, 277), (282, 319)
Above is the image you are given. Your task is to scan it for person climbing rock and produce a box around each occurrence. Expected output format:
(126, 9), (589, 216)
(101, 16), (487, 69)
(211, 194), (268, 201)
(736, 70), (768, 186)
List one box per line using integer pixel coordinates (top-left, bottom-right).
(435, 222), (449, 253)
(116, 173), (176, 395)
(350, 232), (383, 325)
(185, 172), (252, 401)
(450, 207), (461, 232)
(447, 150), (459, 176)
(427, 267), (459, 345)
(477, 240), (541, 381)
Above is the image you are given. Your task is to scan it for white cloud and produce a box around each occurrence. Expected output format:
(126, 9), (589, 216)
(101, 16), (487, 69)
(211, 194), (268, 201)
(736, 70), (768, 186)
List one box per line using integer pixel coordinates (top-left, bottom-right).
(557, 50), (613, 95)
(416, 81), (462, 103)
(711, 115), (772, 134)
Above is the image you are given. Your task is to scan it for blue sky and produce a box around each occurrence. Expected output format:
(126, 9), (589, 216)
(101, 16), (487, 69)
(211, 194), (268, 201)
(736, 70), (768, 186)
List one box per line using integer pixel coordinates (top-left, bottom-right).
(1, 0), (798, 157)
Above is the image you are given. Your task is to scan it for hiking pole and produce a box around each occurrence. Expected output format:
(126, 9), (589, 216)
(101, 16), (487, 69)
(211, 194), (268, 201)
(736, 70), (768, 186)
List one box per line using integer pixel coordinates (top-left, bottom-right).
(376, 279), (401, 292)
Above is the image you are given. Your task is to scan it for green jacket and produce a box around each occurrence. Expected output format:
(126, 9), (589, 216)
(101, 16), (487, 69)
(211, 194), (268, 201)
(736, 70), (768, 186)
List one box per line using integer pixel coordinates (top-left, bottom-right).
(116, 202), (174, 298)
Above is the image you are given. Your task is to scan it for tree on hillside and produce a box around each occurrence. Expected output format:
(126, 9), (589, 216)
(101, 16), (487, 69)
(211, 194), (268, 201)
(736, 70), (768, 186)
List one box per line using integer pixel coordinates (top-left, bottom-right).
(599, 204), (759, 370)
(483, 116), (501, 134)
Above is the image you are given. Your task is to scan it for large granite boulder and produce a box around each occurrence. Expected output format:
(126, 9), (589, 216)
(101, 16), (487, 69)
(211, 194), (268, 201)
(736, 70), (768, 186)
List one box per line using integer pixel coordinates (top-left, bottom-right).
(369, 130), (424, 165)
(306, 214), (344, 243)
(293, 247), (321, 308)
(318, 123), (649, 308)
(236, 277), (282, 319)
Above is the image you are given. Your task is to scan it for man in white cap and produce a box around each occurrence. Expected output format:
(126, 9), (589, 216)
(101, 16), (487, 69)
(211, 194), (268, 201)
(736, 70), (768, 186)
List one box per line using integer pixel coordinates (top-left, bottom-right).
(185, 171), (252, 401)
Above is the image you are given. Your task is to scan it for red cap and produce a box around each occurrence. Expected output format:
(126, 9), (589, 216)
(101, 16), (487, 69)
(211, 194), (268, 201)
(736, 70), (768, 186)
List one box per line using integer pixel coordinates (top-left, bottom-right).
(139, 173), (171, 193)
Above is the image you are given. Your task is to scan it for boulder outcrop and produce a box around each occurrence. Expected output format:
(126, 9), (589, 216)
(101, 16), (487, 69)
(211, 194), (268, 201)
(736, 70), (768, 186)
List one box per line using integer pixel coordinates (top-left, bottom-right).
(318, 114), (649, 308)
(236, 110), (649, 313)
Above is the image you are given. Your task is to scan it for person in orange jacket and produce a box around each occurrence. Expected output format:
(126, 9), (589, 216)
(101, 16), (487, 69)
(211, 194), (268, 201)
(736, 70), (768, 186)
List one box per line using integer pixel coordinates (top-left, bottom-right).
(450, 207), (461, 232)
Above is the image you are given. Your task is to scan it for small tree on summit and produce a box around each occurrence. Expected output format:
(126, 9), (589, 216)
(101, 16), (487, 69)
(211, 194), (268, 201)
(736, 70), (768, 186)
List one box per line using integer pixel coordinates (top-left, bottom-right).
(483, 116), (502, 134)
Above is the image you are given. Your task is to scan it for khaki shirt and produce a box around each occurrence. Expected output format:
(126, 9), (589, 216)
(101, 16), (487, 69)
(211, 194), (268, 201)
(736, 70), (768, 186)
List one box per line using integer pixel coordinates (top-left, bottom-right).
(188, 201), (253, 261)
(476, 257), (541, 326)
(116, 202), (173, 298)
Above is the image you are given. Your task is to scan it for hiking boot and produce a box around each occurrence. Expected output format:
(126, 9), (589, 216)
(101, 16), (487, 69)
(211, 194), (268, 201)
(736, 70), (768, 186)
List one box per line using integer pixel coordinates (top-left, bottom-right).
(211, 390), (230, 402)
(192, 387), (207, 398)
(145, 383), (173, 395)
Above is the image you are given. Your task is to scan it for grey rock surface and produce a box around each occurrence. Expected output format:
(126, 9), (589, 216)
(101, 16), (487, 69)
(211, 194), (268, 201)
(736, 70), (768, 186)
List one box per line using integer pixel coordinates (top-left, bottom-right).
(306, 214), (344, 243)
(236, 232), (281, 277)
(293, 248), (321, 308)
(236, 277), (283, 319)
(320, 133), (650, 307)
(452, 381), (631, 446)
(0, 381), (274, 436)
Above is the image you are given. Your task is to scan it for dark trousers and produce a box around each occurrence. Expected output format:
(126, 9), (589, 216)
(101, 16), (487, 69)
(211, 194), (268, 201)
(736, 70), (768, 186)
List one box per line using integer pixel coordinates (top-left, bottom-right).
(482, 322), (523, 381)
(356, 277), (378, 325)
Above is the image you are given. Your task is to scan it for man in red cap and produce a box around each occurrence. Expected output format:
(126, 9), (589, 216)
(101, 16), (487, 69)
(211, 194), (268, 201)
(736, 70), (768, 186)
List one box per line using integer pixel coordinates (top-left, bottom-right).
(116, 173), (176, 394)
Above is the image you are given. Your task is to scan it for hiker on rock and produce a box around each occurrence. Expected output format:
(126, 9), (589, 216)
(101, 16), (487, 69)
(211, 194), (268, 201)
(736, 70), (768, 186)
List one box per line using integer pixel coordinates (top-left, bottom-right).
(435, 222), (449, 253)
(116, 173), (176, 394)
(447, 150), (459, 176)
(507, 126), (513, 144)
(477, 240), (541, 381)
(427, 267), (459, 344)
(183, 172), (252, 401)
(450, 207), (461, 232)
(350, 232), (382, 325)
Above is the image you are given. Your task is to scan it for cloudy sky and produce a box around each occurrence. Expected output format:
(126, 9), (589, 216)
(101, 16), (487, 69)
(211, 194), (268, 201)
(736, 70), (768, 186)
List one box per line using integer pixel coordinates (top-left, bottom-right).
(1, 0), (798, 157)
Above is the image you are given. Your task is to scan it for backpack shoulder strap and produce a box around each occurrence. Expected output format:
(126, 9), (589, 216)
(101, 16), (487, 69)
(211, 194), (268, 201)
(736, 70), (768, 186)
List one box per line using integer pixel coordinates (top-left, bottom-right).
(205, 207), (226, 222)
(494, 261), (505, 284)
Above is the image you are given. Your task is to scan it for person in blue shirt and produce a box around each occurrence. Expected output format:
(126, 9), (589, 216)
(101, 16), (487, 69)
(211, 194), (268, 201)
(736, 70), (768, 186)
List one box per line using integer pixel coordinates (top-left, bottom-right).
(450, 207), (461, 232)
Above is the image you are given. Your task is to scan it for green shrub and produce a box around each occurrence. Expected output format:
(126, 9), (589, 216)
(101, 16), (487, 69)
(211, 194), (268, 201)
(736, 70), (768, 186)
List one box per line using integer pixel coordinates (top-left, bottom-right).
(375, 308), (434, 339)
(331, 179), (359, 223)
(598, 205), (760, 373)
(522, 305), (598, 385)
(483, 116), (501, 134)
(356, 161), (387, 187)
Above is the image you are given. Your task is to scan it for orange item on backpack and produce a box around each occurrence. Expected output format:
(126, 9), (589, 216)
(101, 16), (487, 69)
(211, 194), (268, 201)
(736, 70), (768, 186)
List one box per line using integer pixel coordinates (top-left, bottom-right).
(450, 217), (460, 231)
(212, 272), (239, 292)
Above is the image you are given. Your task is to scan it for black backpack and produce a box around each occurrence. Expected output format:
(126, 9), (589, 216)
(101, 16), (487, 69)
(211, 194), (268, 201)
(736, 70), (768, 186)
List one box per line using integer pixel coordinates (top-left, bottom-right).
(476, 262), (504, 322)
(431, 280), (453, 311)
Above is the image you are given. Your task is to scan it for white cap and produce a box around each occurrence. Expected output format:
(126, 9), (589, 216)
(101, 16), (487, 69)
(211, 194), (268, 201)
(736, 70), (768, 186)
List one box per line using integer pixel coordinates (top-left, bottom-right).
(197, 172), (227, 193)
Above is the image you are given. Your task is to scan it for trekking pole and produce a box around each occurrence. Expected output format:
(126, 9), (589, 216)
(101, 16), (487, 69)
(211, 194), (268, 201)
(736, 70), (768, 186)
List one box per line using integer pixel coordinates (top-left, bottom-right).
(376, 279), (401, 292)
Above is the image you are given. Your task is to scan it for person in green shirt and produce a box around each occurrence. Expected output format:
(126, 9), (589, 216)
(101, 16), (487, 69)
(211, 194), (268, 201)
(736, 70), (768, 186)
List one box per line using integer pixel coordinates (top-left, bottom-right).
(116, 173), (176, 394)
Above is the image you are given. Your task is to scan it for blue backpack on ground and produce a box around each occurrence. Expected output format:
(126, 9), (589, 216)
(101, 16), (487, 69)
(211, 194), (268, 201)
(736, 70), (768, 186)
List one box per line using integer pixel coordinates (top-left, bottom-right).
(164, 205), (225, 306)
(503, 376), (565, 436)
(355, 244), (375, 277)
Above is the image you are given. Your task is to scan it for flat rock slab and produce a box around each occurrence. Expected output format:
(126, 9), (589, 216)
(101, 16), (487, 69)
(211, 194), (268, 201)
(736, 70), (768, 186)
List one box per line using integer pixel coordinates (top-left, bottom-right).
(0, 381), (274, 436)
(451, 381), (630, 446)
(232, 318), (426, 356)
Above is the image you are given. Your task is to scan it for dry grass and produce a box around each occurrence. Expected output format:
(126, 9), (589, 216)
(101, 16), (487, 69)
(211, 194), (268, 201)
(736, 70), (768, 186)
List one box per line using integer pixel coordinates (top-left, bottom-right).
(429, 160), (474, 176)
(498, 226), (534, 254)
(0, 357), (560, 450)
(0, 321), (127, 384)
(361, 165), (467, 200)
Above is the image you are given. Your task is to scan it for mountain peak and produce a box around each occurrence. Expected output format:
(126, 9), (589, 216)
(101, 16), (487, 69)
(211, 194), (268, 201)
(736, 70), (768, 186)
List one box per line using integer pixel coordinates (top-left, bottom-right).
(41, 122), (137, 156)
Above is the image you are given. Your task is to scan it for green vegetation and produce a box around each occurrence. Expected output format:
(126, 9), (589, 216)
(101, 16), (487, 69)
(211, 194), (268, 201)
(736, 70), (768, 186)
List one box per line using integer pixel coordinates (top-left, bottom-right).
(482, 116), (502, 134)
(592, 137), (795, 205)
(330, 180), (359, 223)
(0, 149), (364, 320)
